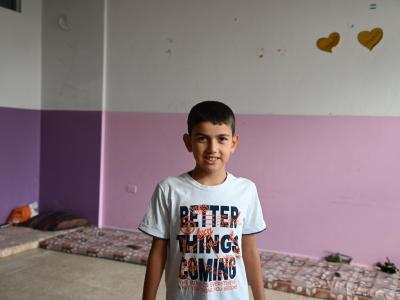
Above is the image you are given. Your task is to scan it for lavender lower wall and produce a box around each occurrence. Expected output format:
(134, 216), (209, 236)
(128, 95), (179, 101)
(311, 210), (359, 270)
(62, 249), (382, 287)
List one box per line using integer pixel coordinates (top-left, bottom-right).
(0, 107), (41, 224)
(100, 112), (192, 228)
(101, 112), (400, 266)
(40, 110), (102, 225)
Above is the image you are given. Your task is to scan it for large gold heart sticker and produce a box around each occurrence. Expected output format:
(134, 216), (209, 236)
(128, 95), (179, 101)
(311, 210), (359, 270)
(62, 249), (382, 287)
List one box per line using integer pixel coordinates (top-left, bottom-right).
(317, 32), (340, 53)
(358, 28), (383, 50)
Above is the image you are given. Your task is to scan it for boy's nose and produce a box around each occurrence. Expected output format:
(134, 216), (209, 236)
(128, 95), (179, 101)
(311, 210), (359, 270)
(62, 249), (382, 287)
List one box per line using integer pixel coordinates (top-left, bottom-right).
(207, 139), (218, 153)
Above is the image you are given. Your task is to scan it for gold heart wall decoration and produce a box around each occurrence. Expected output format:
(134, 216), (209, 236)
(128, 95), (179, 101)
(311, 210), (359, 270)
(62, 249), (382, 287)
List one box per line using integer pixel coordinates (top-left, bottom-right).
(358, 27), (383, 50)
(317, 32), (340, 53)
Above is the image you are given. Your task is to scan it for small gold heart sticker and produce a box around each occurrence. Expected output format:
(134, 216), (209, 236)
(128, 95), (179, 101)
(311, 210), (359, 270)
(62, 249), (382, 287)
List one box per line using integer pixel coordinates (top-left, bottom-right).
(358, 28), (383, 51)
(317, 32), (340, 53)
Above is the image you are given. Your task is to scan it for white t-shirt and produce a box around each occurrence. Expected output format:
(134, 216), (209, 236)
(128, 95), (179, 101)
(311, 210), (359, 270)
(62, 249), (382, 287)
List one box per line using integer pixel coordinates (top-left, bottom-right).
(139, 172), (266, 300)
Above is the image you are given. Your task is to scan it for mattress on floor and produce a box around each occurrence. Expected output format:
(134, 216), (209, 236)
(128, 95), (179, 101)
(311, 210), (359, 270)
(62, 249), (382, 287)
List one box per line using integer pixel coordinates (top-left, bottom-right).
(0, 226), (69, 258)
(38, 227), (400, 300)
(39, 226), (152, 265)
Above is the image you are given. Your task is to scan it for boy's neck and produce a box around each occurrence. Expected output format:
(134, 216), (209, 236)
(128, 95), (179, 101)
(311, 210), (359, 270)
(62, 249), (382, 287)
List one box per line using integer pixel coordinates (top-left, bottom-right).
(189, 169), (228, 186)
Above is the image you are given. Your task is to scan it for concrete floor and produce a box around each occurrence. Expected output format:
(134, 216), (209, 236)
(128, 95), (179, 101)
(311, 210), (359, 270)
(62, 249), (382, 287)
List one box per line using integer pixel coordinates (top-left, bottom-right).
(0, 248), (311, 300)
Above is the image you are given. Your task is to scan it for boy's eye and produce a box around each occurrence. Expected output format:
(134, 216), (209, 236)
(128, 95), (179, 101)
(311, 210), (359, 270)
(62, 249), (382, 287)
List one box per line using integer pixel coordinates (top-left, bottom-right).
(218, 136), (229, 142)
(196, 136), (207, 142)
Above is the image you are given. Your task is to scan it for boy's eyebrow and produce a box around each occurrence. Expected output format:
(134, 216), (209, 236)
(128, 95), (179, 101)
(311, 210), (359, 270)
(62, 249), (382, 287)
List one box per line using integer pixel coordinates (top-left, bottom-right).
(193, 133), (209, 137)
(193, 133), (231, 137)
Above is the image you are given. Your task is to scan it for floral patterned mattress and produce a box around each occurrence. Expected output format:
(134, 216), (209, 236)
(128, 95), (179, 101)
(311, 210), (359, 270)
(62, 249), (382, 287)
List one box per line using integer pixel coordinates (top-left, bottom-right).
(39, 226), (400, 300)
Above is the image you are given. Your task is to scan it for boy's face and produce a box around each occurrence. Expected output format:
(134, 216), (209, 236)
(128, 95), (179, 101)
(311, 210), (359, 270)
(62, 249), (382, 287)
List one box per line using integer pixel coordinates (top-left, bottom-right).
(183, 121), (238, 179)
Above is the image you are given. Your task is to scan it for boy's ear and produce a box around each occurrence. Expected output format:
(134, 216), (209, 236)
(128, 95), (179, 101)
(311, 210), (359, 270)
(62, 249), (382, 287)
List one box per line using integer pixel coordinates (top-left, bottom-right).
(183, 133), (193, 152)
(231, 134), (239, 153)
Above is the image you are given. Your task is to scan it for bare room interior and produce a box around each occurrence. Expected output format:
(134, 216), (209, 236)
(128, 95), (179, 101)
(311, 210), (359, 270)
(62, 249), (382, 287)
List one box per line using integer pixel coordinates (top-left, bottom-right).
(1, 0), (400, 299)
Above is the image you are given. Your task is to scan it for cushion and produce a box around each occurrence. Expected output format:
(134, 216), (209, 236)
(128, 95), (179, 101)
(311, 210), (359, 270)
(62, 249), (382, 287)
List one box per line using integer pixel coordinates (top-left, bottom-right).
(18, 212), (88, 231)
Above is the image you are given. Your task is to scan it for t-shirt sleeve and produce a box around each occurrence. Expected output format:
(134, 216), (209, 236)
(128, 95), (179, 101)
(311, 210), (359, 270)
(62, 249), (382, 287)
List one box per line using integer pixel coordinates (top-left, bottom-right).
(138, 184), (170, 239)
(242, 182), (267, 235)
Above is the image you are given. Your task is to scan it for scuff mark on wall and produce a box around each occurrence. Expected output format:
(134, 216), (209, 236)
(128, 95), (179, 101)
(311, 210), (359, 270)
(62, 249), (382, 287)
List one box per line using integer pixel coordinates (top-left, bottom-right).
(277, 48), (287, 56)
(165, 38), (173, 55)
(257, 47), (264, 58)
(347, 22), (355, 29)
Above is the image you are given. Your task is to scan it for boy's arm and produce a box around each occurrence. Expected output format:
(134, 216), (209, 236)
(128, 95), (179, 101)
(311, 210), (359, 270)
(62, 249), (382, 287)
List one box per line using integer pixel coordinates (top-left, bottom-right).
(142, 238), (168, 300)
(242, 234), (266, 300)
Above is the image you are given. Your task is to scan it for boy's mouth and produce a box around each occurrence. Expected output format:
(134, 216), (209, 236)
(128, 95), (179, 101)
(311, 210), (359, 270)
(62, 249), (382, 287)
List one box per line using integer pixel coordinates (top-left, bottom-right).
(204, 156), (219, 163)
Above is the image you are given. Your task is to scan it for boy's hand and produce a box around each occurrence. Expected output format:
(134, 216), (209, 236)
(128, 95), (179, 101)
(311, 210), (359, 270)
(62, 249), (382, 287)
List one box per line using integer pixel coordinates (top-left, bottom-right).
(142, 238), (168, 300)
(242, 235), (266, 300)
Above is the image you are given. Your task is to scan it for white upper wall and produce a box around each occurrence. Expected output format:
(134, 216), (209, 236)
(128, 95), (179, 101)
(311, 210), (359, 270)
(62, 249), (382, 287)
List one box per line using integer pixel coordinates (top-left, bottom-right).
(106, 0), (400, 116)
(42, 0), (104, 110)
(0, 0), (42, 110)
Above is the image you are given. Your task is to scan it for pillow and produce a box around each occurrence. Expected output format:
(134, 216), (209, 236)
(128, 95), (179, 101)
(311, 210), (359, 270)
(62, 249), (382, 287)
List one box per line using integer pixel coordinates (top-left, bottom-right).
(18, 212), (88, 231)
(7, 205), (31, 224)
(6, 202), (38, 224)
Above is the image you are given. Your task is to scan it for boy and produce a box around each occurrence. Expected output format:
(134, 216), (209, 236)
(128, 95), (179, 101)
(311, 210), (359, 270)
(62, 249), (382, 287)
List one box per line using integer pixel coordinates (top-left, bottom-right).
(139, 101), (266, 300)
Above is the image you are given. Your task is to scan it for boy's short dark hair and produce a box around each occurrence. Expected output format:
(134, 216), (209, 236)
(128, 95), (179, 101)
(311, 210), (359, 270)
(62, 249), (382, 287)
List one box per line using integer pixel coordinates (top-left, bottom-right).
(187, 101), (236, 135)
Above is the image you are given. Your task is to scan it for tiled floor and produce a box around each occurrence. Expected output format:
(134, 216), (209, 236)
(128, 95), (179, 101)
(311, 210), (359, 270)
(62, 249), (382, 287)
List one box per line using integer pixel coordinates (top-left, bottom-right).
(38, 227), (400, 300)
(0, 248), (308, 300)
